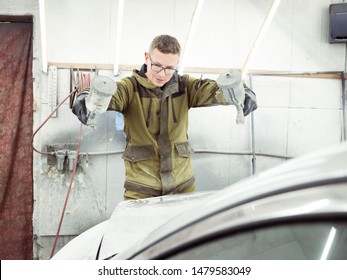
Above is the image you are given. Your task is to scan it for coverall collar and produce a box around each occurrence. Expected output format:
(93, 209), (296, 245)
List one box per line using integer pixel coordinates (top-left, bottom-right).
(135, 64), (179, 92)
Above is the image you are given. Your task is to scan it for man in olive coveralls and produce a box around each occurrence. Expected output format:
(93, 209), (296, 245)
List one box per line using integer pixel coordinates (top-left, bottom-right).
(73, 34), (257, 200)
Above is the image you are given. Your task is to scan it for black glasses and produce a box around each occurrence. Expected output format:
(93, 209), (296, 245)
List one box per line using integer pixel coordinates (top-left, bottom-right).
(148, 54), (177, 75)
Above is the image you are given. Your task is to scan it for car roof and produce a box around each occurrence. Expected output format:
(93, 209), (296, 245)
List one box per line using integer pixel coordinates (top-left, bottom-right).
(113, 143), (347, 259)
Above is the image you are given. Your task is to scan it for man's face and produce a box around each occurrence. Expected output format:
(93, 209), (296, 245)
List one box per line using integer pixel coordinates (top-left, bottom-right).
(145, 48), (179, 87)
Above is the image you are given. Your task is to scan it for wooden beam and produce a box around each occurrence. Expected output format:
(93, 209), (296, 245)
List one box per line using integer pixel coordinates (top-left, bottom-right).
(48, 62), (115, 70)
(0, 15), (33, 23)
(249, 70), (347, 80)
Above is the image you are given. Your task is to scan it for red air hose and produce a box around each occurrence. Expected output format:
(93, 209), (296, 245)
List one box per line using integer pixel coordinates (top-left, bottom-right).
(50, 122), (84, 258)
(33, 72), (93, 258)
(32, 89), (77, 155)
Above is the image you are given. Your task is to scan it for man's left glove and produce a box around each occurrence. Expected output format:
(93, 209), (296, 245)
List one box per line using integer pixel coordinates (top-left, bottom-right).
(243, 88), (257, 116)
(72, 90), (89, 125)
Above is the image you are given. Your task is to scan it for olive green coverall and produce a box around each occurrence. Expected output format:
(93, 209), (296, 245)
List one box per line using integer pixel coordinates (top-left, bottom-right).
(108, 64), (229, 199)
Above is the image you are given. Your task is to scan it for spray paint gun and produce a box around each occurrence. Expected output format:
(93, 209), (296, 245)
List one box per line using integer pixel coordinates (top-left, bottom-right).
(85, 75), (117, 128)
(216, 69), (245, 124)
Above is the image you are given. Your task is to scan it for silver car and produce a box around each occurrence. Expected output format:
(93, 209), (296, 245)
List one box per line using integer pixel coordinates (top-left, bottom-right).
(53, 143), (347, 260)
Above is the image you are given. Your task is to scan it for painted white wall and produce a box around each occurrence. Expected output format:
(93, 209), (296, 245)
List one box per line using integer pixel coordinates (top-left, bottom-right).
(44, 0), (346, 70)
(1, 0), (346, 259)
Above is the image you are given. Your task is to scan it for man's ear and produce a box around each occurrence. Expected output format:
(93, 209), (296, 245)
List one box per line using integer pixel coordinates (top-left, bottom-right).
(144, 52), (149, 64)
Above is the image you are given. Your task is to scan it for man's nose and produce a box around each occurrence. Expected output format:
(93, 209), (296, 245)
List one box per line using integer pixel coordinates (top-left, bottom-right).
(157, 69), (166, 76)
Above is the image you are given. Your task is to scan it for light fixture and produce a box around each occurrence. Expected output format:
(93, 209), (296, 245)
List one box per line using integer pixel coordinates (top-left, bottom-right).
(114, 0), (125, 76)
(178, 0), (204, 75)
(39, 0), (48, 73)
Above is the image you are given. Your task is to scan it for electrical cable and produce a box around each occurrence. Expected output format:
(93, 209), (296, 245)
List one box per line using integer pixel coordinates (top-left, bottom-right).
(50, 122), (84, 258)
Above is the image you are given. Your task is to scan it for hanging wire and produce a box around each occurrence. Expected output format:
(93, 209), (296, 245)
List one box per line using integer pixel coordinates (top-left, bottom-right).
(78, 70), (94, 91)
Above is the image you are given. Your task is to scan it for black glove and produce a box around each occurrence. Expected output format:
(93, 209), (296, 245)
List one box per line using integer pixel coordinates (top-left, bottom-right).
(243, 88), (257, 116)
(72, 91), (89, 125)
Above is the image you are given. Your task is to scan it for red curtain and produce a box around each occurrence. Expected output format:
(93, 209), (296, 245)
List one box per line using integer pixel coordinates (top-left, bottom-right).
(0, 21), (33, 259)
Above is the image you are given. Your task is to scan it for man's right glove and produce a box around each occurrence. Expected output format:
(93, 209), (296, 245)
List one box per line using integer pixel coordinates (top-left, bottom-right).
(72, 90), (89, 125)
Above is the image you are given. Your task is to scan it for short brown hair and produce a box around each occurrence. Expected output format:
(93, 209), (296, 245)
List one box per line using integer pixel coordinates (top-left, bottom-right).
(149, 35), (181, 55)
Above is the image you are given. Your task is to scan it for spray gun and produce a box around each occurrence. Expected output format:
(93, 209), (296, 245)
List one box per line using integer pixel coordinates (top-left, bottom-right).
(85, 75), (117, 128)
(216, 69), (245, 124)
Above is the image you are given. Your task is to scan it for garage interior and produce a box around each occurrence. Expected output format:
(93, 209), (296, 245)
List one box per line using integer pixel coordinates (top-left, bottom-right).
(0, 0), (346, 260)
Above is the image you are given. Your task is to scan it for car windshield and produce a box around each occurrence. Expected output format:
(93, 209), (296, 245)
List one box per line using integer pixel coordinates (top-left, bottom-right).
(166, 219), (347, 260)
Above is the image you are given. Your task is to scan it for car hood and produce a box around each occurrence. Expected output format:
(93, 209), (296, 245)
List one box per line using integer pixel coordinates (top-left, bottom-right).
(52, 191), (214, 259)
